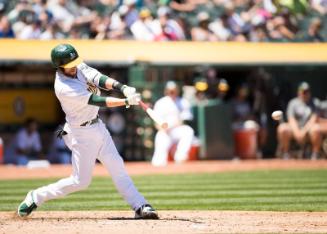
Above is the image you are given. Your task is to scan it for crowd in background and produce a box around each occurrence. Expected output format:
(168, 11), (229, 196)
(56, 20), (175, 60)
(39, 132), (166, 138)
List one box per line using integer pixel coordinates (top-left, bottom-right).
(0, 0), (326, 42)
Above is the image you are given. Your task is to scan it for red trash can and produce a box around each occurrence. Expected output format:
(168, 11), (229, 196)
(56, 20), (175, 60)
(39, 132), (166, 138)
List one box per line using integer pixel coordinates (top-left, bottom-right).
(0, 137), (3, 164)
(233, 121), (258, 159)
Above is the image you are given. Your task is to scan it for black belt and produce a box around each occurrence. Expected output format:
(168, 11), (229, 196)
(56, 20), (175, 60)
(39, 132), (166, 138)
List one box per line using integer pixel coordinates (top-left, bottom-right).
(80, 116), (99, 126)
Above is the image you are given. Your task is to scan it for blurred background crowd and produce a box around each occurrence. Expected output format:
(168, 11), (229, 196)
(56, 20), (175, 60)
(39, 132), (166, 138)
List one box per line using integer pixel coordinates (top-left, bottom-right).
(0, 0), (327, 42)
(0, 0), (326, 167)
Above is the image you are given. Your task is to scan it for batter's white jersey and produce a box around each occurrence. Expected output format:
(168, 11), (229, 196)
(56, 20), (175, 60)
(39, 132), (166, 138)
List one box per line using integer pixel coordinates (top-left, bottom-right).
(54, 63), (102, 126)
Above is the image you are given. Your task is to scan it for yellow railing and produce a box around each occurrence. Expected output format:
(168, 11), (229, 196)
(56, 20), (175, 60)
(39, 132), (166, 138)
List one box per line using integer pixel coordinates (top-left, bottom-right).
(0, 39), (327, 65)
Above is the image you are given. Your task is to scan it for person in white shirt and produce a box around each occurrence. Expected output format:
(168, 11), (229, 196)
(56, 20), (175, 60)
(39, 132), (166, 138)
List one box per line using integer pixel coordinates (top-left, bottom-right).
(14, 118), (42, 165)
(151, 81), (194, 166)
(17, 43), (158, 219)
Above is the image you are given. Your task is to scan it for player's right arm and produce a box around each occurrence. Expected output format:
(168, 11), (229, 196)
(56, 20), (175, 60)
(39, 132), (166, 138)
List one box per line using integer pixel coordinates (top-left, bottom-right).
(88, 93), (140, 108)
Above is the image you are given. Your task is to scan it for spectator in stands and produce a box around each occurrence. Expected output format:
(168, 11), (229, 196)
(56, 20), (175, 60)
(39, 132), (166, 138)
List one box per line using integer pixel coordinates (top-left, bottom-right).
(277, 82), (322, 160)
(0, 15), (14, 38)
(266, 16), (295, 41)
(154, 6), (184, 41)
(278, 0), (309, 16)
(108, 5), (130, 39)
(224, 2), (252, 37)
(33, 0), (53, 26)
(48, 0), (96, 33)
(208, 14), (231, 41)
(298, 18), (324, 42)
(89, 14), (111, 40)
(130, 8), (156, 41)
(152, 81), (194, 166)
(18, 18), (42, 39)
(249, 24), (269, 41)
(191, 11), (218, 41)
(163, 0), (196, 12)
(311, 0), (327, 15)
(1, 0), (327, 42)
(122, 0), (139, 28)
(5, 118), (43, 166)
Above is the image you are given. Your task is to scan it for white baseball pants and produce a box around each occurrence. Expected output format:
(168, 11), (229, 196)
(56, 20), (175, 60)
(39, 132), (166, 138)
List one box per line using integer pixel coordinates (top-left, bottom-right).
(151, 125), (194, 166)
(32, 120), (147, 210)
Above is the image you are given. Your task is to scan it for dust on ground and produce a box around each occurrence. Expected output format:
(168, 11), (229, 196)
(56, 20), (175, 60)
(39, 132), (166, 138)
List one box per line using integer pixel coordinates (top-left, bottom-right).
(1, 211), (326, 234)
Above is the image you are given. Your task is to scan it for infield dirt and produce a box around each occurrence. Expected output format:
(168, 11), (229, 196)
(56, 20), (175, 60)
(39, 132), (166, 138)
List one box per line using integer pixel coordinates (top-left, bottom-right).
(1, 210), (327, 234)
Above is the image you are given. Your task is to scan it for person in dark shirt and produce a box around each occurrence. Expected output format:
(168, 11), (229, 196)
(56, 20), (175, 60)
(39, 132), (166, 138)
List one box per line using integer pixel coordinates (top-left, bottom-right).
(0, 16), (15, 38)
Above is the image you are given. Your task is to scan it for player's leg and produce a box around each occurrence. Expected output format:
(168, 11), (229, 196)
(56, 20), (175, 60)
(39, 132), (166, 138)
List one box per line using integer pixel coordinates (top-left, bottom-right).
(171, 125), (194, 163)
(277, 122), (293, 159)
(308, 123), (322, 160)
(97, 123), (158, 219)
(17, 130), (98, 217)
(151, 130), (172, 166)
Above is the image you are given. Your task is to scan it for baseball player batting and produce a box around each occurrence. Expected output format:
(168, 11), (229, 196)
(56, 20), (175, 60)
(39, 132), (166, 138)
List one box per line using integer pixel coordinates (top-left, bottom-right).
(17, 44), (158, 219)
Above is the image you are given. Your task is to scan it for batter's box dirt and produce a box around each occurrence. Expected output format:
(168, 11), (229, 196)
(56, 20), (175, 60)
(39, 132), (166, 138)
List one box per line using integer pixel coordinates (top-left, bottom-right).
(1, 211), (327, 234)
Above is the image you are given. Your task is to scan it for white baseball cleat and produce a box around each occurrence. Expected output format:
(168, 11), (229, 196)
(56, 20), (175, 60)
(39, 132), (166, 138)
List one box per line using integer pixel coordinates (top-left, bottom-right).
(135, 204), (159, 219)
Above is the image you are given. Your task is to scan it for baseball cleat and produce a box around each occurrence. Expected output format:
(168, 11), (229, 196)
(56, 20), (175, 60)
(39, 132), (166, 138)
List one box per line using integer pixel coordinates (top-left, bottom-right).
(17, 191), (37, 217)
(135, 204), (159, 219)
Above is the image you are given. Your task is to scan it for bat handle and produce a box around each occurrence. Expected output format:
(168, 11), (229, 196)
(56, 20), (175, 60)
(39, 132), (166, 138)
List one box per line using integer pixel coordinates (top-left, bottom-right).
(139, 100), (148, 111)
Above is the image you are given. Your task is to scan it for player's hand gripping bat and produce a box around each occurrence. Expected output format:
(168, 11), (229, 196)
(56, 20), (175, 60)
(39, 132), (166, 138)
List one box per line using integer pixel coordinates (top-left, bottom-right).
(139, 101), (168, 130)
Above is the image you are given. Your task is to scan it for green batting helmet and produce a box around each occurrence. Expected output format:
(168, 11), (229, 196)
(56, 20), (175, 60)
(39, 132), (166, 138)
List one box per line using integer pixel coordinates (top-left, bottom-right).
(51, 44), (83, 68)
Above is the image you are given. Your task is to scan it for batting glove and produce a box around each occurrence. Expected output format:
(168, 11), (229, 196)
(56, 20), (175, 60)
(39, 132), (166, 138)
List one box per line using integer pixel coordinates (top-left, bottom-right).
(125, 93), (141, 107)
(122, 85), (136, 98)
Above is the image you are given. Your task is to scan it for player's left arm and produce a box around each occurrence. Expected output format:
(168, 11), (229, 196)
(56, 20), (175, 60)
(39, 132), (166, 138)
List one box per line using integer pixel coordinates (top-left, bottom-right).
(98, 76), (136, 98)
(79, 63), (136, 97)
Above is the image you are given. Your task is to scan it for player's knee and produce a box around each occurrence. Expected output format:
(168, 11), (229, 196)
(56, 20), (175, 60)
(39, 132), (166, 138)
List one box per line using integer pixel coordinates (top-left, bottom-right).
(155, 131), (170, 145)
(73, 177), (91, 191)
(278, 123), (291, 136)
(309, 124), (321, 135)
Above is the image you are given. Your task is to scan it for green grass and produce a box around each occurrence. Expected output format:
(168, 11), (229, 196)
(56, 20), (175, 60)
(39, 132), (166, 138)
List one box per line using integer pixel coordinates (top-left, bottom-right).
(1, 169), (327, 212)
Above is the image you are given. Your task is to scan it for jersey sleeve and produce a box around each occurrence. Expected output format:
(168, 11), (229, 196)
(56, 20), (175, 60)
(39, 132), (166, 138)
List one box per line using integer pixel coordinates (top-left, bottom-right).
(286, 99), (296, 120)
(78, 63), (103, 87)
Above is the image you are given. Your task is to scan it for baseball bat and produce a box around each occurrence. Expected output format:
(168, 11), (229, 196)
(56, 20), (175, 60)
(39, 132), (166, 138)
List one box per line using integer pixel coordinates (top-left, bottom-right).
(139, 101), (168, 130)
